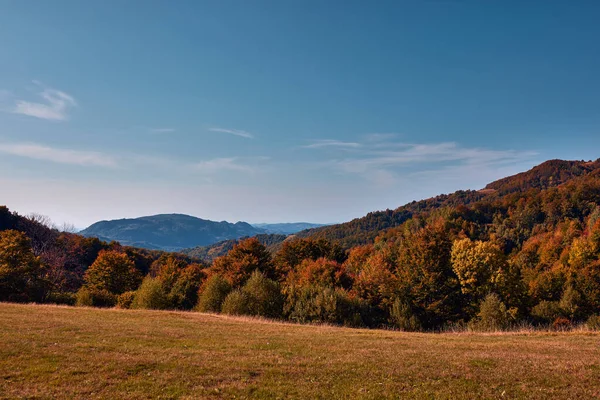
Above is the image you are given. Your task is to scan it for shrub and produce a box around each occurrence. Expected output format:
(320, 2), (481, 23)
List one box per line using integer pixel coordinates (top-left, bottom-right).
(196, 275), (231, 313)
(75, 287), (93, 307)
(241, 271), (283, 318)
(469, 293), (509, 332)
(558, 285), (582, 320)
(131, 277), (169, 310)
(586, 314), (600, 331)
(531, 300), (561, 323)
(390, 298), (421, 331)
(552, 317), (572, 331)
(285, 285), (365, 327)
(117, 291), (136, 309)
(46, 292), (76, 306)
(221, 289), (250, 316)
(75, 287), (116, 308)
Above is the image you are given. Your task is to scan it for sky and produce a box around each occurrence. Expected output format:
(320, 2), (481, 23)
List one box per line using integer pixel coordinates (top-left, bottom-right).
(0, 1), (599, 229)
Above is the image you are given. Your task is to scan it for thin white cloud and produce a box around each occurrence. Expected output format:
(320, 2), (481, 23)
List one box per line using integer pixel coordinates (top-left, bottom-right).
(149, 128), (175, 133)
(302, 139), (361, 149)
(209, 127), (254, 139)
(192, 157), (253, 173)
(309, 138), (537, 186)
(12, 82), (77, 121)
(0, 142), (117, 168)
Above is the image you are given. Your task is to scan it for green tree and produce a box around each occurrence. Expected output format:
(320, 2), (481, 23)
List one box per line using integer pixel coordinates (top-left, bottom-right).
(83, 250), (142, 295)
(131, 277), (170, 310)
(470, 293), (510, 331)
(168, 264), (205, 310)
(221, 289), (250, 316)
(240, 270), (283, 318)
(196, 274), (231, 313)
(390, 298), (421, 331)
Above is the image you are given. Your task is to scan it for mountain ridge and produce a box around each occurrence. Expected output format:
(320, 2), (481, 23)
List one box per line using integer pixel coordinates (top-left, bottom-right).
(80, 213), (265, 251)
(294, 158), (600, 248)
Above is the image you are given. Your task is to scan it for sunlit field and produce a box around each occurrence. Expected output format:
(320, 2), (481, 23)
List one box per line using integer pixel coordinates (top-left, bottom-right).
(1, 303), (599, 399)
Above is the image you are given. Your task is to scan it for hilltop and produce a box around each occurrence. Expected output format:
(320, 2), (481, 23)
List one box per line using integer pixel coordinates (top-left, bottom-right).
(80, 214), (265, 251)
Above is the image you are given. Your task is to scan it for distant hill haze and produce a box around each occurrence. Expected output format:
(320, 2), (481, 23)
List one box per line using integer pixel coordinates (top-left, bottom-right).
(251, 222), (328, 235)
(80, 159), (600, 252)
(79, 214), (325, 251)
(80, 214), (265, 251)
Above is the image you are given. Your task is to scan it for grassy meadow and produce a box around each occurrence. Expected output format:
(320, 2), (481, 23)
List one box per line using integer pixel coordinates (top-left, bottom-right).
(1, 303), (599, 399)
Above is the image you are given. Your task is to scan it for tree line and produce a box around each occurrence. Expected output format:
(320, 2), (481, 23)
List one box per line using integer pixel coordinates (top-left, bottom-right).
(2, 160), (600, 331)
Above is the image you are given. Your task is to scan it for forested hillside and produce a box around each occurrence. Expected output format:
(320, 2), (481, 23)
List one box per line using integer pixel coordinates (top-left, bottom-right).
(2, 158), (600, 332)
(184, 233), (287, 262)
(297, 159), (600, 248)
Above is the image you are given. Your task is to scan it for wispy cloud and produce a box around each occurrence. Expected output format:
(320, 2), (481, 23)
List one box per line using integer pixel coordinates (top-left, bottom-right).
(12, 82), (77, 121)
(149, 128), (176, 133)
(302, 139), (362, 149)
(192, 157), (254, 174)
(209, 127), (254, 139)
(0, 142), (117, 168)
(308, 137), (537, 186)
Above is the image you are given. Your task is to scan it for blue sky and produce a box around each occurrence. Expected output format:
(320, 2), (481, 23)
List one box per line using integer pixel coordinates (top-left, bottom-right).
(1, 1), (599, 228)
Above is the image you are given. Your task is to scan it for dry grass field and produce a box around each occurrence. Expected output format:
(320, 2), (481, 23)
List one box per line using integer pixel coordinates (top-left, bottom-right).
(1, 303), (599, 399)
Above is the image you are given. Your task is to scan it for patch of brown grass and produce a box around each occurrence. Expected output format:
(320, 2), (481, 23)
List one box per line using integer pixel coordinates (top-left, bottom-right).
(1, 303), (599, 399)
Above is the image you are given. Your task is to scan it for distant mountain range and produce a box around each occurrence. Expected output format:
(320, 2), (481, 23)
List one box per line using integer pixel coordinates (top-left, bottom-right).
(80, 159), (600, 253)
(79, 214), (326, 251)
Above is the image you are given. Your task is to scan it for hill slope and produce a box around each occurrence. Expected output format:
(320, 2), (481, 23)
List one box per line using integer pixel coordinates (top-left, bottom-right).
(2, 303), (599, 399)
(183, 233), (288, 262)
(297, 159), (600, 248)
(80, 213), (265, 251)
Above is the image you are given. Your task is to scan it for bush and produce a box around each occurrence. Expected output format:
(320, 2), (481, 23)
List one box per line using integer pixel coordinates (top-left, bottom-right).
(221, 289), (250, 316)
(196, 275), (231, 313)
(469, 293), (509, 332)
(75, 287), (93, 307)
(131, 277), (169, 310)
(46, 292), (76, 306)
(390, 298), (421, 331)
(552, 317), (572, 331)
(117, 291), (136, 309)
(241, 271), (283, 318)
(531, 300), (561, 323)
(285, 285), (365, 327)
(75, 287), (116, 308)
(559, 286), (582, 320)
(586, 314), (600, 331)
